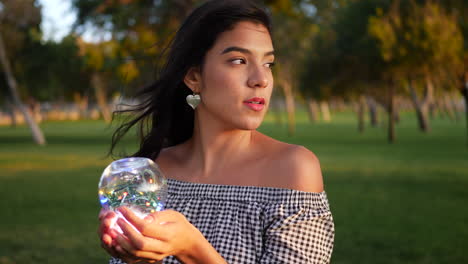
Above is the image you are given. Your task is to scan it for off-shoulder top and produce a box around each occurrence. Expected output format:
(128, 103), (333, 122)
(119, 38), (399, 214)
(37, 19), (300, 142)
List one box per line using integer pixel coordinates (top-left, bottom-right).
(110, 178), (335, 264)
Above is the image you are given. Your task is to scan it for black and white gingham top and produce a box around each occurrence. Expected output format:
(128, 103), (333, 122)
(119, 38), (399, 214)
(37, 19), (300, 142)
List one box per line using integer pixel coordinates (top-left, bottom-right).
(110, 178), (335, 264)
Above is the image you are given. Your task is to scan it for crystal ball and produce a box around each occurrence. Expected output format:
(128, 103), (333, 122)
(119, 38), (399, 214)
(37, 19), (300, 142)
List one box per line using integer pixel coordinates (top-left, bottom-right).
(98, 157), (168, 221)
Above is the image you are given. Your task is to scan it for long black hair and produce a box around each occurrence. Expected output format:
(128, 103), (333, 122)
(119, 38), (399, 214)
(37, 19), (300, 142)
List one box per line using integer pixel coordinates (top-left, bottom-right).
(110, 0), (272, 160)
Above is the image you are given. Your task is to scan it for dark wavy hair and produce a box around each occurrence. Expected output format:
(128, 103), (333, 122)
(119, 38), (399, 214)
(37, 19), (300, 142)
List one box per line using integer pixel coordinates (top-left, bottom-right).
(110, 0), (272, 160)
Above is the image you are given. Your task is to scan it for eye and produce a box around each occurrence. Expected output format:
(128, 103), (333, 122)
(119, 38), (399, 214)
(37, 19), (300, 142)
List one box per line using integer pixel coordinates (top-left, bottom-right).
(265, 62), (275, 69)
(230, 58), (246, 65)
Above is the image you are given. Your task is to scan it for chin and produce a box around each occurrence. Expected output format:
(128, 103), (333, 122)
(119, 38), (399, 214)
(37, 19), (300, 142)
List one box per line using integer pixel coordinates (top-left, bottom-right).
(236, 118), (263, 130)
(240, 125), (260, 131)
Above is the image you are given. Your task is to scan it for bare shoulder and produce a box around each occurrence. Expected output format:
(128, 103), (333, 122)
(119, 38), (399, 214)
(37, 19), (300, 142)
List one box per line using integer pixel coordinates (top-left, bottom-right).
(259, 136), (324, 193)
(154, 144), (185, 173)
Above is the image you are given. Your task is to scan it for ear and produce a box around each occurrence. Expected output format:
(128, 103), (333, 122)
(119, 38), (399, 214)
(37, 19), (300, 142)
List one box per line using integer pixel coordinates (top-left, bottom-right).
(183, 67), (202, 93)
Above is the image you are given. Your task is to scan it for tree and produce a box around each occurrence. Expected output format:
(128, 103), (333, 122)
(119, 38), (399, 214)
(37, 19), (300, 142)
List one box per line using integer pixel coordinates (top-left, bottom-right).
(368, 0), (463, 133)
(267, 0), (338, 133)
(301, 0), (394, 135)
(439, 0), (468, 146)
(0, 0), (45, 145)
(71, 0), (205, 122)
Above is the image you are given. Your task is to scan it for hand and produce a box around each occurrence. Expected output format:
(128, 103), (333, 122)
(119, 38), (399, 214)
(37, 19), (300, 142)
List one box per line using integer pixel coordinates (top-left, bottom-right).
(97, 208), (120, 258)
(113, 207), (205, 263)
(98, 208), (161, 264)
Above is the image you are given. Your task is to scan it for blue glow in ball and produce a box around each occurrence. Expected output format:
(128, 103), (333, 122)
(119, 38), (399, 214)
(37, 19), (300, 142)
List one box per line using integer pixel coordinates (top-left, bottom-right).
(98, 157), (168, 219)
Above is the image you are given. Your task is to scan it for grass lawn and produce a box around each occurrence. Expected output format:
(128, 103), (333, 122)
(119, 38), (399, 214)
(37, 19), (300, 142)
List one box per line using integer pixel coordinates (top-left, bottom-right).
(0, 111), (467, 264)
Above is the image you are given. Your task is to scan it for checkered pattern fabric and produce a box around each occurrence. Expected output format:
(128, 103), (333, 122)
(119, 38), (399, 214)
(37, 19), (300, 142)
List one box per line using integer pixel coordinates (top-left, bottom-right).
(110, 178), (334, 264)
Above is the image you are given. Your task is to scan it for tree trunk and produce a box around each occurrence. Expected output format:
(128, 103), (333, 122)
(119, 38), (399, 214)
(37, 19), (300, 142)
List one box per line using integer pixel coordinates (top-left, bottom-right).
(320, 101), (331, 122)
(28, 97), (42, 123)
(414, 103), (430, 131)
(462, 71), (468, 147)
(429, 101), (438, 120)
(437, 100), (446, 119)
(449, 93), (461, 122)
(357, 95), (366, 133)
(270, 98), (283, 125)
(334, 98), (346, 112)
(278, 77), (295, 136)
(306, 98), (318, 123)
(6, 99), (17, 127)
(366, 96), (378, 127)
(284, 91), (295, 136)
(0, 33), (46, 145)
(408, 77), (431, 132)
(91, 73), (112, 123)
(443, 94), (456, 121)
(74, 92), (89, 119)
(393, 103), (401, 124)
(388, 81), (396, 143)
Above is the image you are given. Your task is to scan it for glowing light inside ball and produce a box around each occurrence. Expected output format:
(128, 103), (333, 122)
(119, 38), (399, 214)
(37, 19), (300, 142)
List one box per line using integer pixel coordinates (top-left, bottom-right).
(98, 157), (168, 233)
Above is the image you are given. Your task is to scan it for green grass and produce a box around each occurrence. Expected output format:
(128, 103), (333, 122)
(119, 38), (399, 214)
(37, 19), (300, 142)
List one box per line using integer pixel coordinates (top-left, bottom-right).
(0, 112), (467, 264)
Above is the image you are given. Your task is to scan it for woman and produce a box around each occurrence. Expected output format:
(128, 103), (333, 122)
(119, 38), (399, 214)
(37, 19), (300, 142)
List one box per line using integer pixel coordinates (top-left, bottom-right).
(99, 0), (335, 263)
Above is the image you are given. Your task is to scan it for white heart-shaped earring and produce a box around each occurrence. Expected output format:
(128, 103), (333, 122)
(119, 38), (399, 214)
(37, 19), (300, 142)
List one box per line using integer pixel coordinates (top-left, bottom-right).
(186, 93), (201, 109)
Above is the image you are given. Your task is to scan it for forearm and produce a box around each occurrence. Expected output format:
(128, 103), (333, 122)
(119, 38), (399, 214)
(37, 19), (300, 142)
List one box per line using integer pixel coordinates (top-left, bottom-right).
(176, 231), (228, 264)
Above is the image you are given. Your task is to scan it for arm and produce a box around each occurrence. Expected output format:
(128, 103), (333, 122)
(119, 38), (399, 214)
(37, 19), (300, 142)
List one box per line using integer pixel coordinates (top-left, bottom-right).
(278, 145), (324, 193)
(259, 145), (334, 263)
(112, 207), (228, 264)
(260, 203), (335, 264)
(176, 231), (228, 264)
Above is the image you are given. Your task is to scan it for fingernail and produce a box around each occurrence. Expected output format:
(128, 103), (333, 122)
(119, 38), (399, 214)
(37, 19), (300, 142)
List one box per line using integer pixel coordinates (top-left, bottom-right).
(115, 245), (123, 252)
(109, 230), (118, 239)
(144, 215), (153, 223)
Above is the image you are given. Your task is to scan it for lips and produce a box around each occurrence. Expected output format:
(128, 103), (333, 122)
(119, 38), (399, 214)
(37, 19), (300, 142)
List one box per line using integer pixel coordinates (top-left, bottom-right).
(243, 97), (265, 104)
(243, 97), (265, 111)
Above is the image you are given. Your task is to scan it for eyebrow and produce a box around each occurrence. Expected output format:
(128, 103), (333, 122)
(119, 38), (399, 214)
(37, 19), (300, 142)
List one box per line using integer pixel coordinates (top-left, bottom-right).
(220, 46), (275, 57)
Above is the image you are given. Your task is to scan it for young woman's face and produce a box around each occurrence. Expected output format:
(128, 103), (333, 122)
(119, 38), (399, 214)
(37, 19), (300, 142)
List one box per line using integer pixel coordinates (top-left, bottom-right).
(195, 21), (274, 130)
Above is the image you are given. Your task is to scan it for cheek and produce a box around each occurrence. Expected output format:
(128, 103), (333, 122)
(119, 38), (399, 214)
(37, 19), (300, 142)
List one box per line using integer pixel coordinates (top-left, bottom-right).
(201, 67), (244, 101)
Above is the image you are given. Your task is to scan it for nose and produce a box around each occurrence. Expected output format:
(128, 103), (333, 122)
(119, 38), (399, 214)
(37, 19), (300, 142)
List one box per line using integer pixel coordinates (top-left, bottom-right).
(247, 64), (269, 88)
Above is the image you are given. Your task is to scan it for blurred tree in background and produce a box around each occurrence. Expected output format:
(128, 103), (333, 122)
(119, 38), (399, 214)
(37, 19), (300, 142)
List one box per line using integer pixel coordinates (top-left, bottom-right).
(0, 0), (46, 144)
(368, 0), (463, 133)
(0, 0), (467, 145)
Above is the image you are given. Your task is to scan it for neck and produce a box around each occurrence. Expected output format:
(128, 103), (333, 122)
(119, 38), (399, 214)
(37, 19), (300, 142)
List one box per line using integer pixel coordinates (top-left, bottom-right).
(185, 111), (255, 178)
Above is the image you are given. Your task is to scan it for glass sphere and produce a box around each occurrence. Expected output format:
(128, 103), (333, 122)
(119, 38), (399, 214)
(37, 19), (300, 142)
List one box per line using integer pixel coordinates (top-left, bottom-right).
(98, 157), (168, 219)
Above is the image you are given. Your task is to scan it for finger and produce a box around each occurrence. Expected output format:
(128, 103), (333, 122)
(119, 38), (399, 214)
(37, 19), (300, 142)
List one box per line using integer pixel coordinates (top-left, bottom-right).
(118, 208), (176, 240)
(102, 233), (113, 246)
(132, 259), (160, 264)
(119, 254), (158, 264)
(103, 244), (119, 258)
(108, 227), (119, 239)
(115, 245), (138, 263)
(115, 234), (166, 261)
(117, 217), (166, 252)
(101, 211), (117, 231)
(117, 207), (146, 230)
(98, 208), (108, 221)
(147, 209), (181, 224)
(99, 209), (116, 222)
(114, 242), (151, 263)
(141, 260), (159, 264)
(101, 232), (122, 258)
(140, 210), (182, 239)
(100, 237), (120, 258)
(100, 228), (119, 251)
(117, 219), (169, 254)
(117, 213), (168, 244)
(98, 213), (118, 239)
(117, 216), (145, 244)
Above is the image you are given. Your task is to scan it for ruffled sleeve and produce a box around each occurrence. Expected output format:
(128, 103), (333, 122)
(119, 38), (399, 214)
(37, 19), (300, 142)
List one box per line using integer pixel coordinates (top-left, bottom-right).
(260, 191), (335, 264)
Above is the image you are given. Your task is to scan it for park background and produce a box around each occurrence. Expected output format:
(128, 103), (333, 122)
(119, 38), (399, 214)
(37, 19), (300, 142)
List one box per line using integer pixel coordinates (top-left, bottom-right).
(1, 0), (467, 263)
